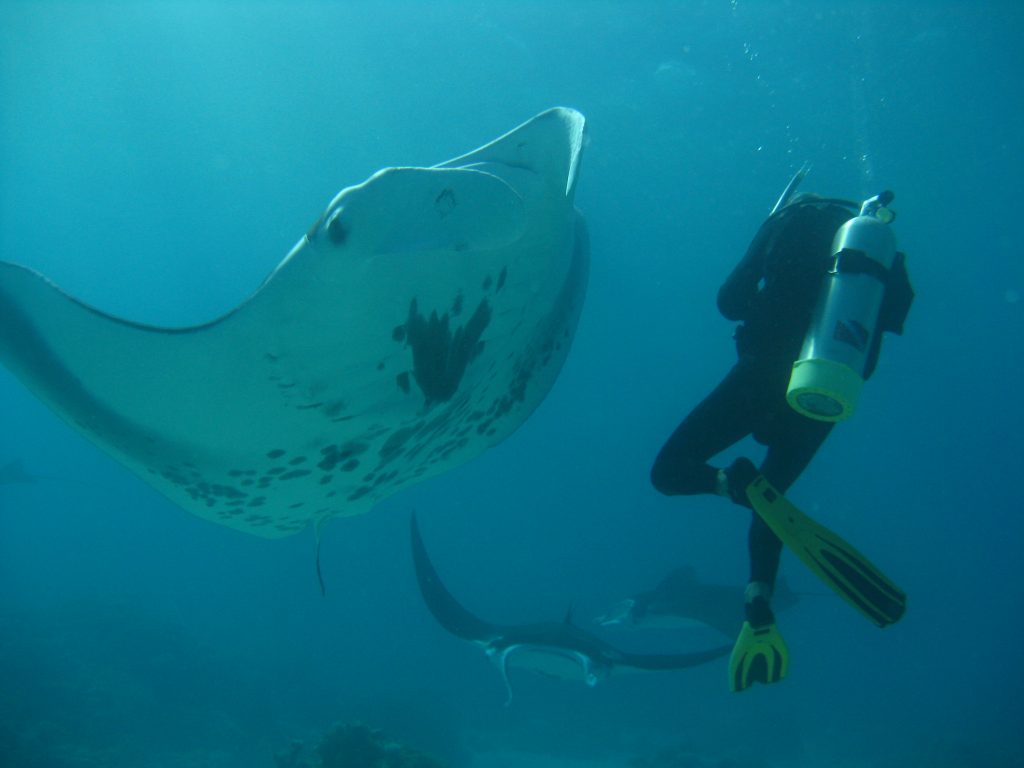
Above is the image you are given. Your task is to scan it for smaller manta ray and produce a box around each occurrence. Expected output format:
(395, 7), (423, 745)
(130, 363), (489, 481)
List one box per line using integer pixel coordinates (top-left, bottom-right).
(593, 566), (802, 638)
(411, 514), (730, 702)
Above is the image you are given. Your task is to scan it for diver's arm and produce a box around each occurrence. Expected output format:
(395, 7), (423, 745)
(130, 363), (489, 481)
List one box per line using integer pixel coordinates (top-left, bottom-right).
(878, 254), (914, 335)
(717, 255), (759, 321)
(717, 220), (773, 321)
(864, 254), (913, 380)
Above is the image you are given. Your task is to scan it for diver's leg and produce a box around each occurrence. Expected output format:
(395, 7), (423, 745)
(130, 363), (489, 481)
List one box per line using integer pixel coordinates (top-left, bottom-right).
(650, 362), (755, 497)
(727, 412), (833, 691)
(748, 413), (834, 595)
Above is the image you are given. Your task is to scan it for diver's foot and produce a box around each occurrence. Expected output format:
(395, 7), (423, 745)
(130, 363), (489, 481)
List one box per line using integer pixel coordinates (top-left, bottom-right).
(744, 581), (776, 626)
(729, 584), (788, 692)
(722, 457), (758, 507)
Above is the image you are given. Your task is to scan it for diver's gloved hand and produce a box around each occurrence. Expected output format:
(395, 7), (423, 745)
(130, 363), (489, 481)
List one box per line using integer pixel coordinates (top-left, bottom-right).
(719, 457), (758, 507)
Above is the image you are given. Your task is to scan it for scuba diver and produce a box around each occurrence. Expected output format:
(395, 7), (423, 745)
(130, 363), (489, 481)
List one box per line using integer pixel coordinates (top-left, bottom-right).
(650, 166), (914, 692)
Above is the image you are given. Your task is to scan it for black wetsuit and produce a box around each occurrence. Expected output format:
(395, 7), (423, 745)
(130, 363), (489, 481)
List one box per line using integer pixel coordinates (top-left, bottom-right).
(651, 200), (911, 593)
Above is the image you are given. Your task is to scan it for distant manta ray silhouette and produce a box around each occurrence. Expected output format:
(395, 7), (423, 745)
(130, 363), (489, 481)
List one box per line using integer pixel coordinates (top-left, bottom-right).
(0, 458), (111, 494)
(0, 459), (40, 485)
(411, 513), (730, 702)
(0, 458), (78, 486)
(593, 565), (803, 638)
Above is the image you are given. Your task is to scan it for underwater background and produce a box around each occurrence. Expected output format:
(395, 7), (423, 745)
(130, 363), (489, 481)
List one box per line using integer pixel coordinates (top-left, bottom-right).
(1, 2), (1021, 767)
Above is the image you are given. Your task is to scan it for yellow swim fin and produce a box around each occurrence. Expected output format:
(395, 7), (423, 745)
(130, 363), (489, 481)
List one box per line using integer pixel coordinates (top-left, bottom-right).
(745, 474), (906, 627)
(729, 620), (788, 692)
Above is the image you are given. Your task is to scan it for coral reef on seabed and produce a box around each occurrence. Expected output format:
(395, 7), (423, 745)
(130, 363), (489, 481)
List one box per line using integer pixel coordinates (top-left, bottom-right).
(629, 743), (768, 768)
(275, 722), (446, 768)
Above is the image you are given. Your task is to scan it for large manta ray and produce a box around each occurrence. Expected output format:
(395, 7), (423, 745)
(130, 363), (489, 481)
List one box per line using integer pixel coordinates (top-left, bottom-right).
(411, 513), (730, 702)
(0, 108), (588, 538)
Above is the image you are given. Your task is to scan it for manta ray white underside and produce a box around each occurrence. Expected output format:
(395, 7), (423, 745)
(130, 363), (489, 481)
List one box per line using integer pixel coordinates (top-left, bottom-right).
(0, 107), (588, 538)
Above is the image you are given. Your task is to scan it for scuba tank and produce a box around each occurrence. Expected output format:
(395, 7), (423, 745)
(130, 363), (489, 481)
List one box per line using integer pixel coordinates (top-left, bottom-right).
(786, 190), (899, 421)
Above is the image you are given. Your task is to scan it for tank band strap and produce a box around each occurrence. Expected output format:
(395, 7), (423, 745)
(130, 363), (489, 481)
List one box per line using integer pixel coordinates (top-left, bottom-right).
(830, 248), (892, 284)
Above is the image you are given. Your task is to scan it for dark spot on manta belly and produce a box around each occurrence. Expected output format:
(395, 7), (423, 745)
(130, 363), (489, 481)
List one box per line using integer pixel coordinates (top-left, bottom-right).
(323, 400), (346, 418)
(267, 449), (286, 459)
(403, 297), (491, 405)
(435, 188), (456, 217)
(317, 442), (368, 471)
(348, 486), (373, 501)
(380, 426), (417, 461)
(396, 371), (411, 394)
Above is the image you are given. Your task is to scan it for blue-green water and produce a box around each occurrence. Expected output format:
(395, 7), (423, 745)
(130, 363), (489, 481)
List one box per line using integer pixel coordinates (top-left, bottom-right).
(1, 2), (1021, 766)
